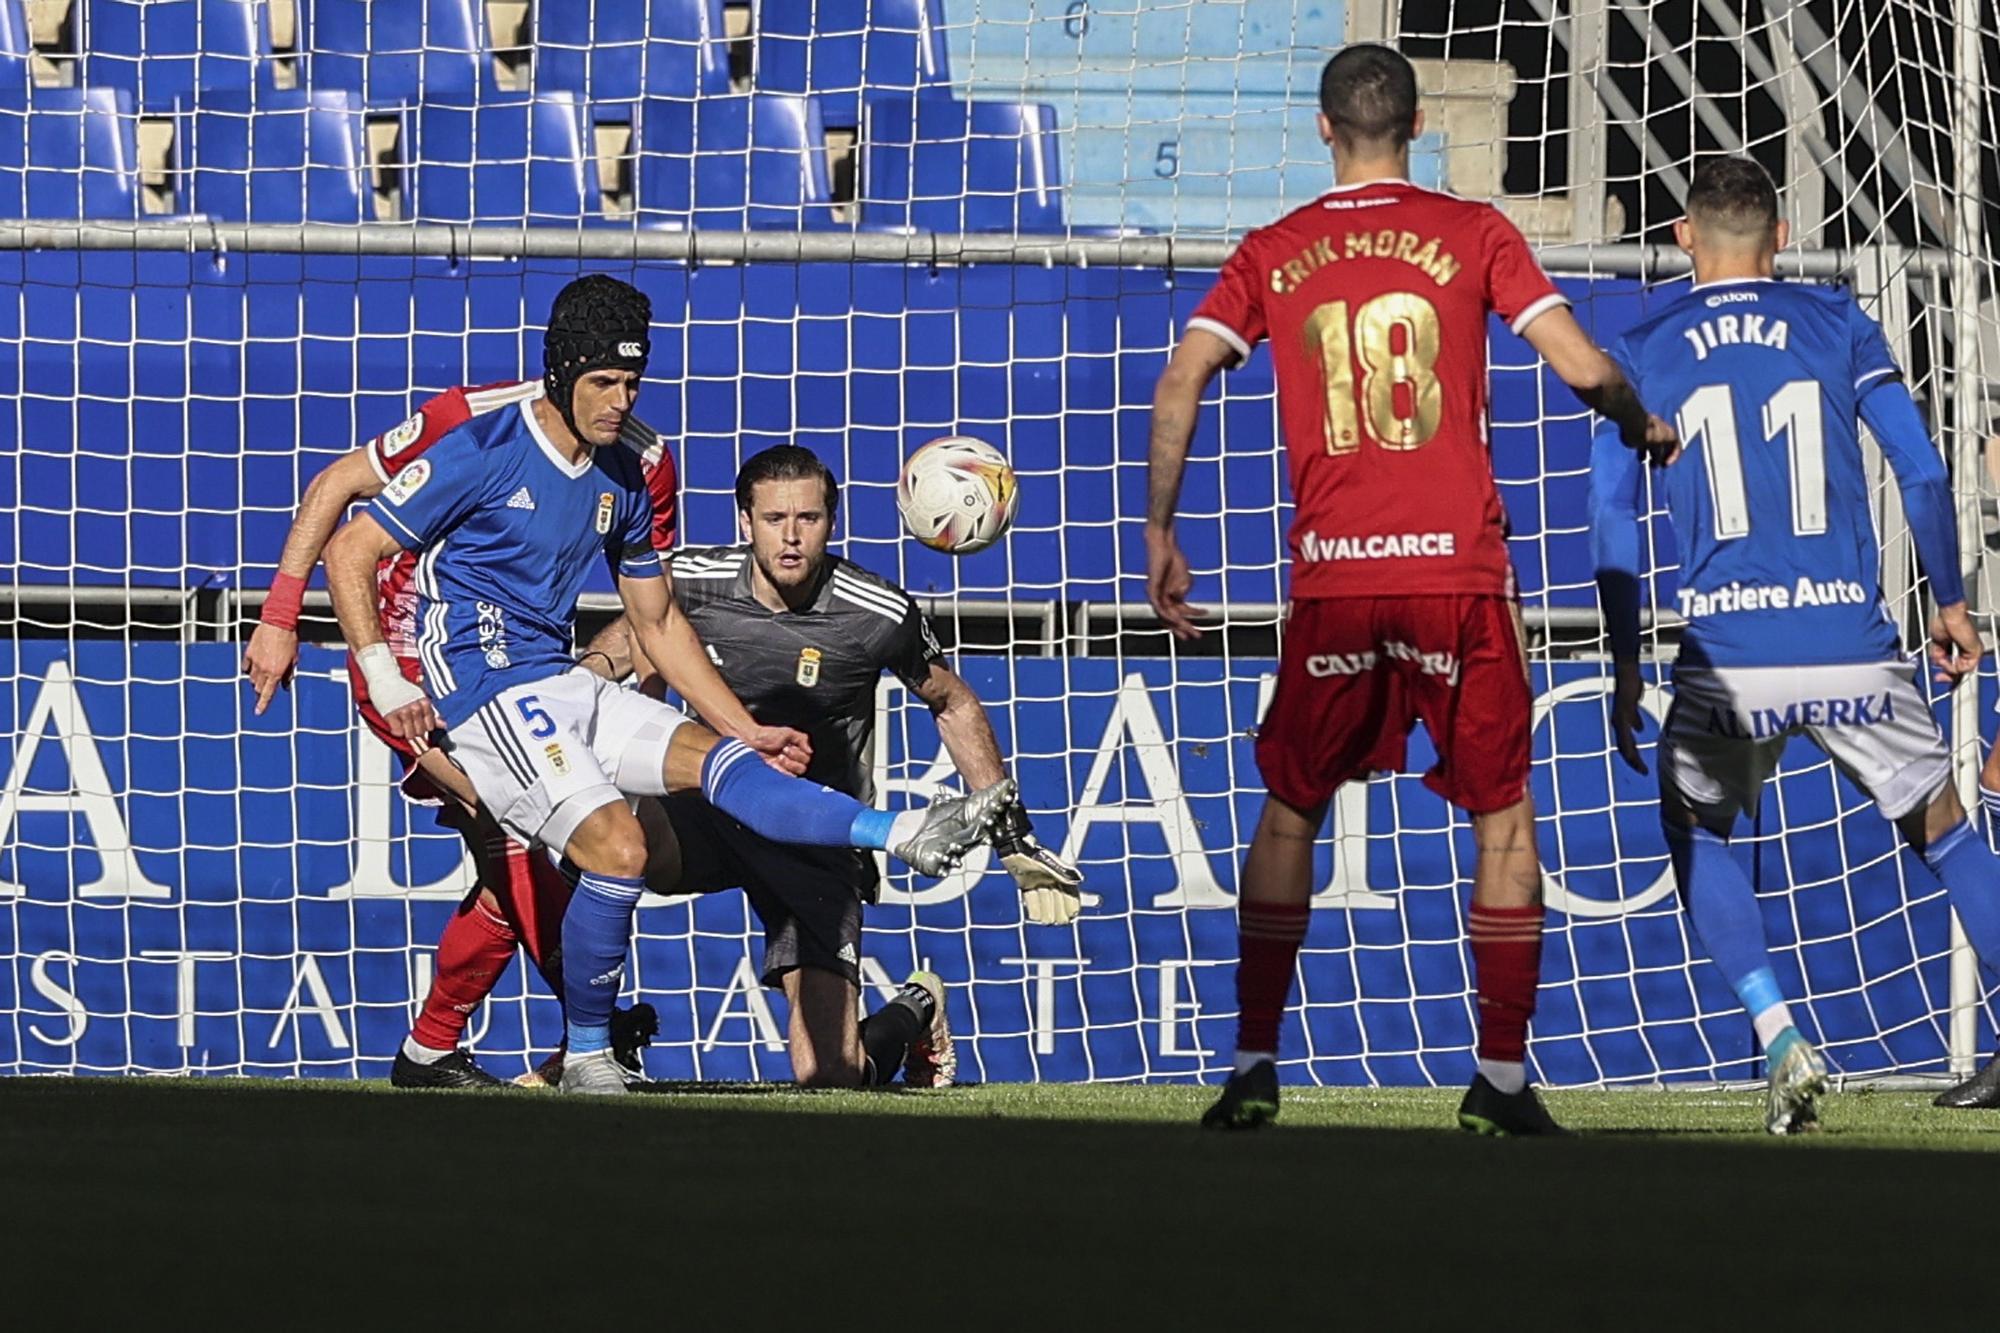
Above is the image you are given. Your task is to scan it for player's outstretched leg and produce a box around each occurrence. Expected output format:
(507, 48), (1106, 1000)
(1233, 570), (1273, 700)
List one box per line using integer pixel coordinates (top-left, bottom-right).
(696, 737), (1013, 875)
(1665, 820), (1827, 1133)
(1202, 796), (1316, 1131)
(1456, 796), (1566, 1137)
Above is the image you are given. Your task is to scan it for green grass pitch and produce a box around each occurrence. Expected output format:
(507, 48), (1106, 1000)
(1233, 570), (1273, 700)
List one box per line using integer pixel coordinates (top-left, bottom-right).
(5, 1077), (1996, 1325)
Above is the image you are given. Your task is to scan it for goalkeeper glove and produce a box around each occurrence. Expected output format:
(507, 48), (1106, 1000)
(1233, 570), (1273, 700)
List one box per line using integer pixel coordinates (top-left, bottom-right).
(994, 801), (1084, 926)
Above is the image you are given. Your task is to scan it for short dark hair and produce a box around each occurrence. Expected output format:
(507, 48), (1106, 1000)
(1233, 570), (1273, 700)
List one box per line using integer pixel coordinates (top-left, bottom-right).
(1686, 155), (1779, 236)
(1319, 44), (1420, 146)
(735, 445), (839, 517)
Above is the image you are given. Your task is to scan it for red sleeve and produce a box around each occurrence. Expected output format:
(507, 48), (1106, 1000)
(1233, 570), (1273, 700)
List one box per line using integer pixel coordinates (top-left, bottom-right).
(1186, 233), (1268, 363)
(642, 442), (679, 552)
(365, 387), (474, 484)
(1480, 206), (1567, 335)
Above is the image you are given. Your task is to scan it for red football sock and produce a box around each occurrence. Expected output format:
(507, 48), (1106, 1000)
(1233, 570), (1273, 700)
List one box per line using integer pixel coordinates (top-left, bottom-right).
(409, 895), (517, 1052)
(1234, 900), (1311, 1057)
(1468, 904), (1544, 1064)
(489, 839), (574, 1002)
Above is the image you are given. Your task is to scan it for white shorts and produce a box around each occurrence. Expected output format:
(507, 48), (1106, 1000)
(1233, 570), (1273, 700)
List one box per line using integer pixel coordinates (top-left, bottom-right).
(443, 667), (693, 852)
(1662, 662), (1950, 823)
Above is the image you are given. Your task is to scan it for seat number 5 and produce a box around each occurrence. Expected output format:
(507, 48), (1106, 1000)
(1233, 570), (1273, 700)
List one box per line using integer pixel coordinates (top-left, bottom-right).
(515, 695), (555, 739)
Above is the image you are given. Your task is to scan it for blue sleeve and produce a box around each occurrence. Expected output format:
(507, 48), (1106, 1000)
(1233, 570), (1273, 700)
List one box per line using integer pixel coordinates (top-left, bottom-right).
(1847, 296), (1901, 397)
(1860, 378), (1966, 608)
(614, 484), (660, 579)
(364, 431), (489, 549)
(1588, 336), (1647, 660)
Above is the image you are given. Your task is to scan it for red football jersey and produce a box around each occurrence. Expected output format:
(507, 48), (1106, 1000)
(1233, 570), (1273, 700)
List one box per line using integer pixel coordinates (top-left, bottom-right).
(361, 379), (680, 660)
(1188, 179), (1566, 599)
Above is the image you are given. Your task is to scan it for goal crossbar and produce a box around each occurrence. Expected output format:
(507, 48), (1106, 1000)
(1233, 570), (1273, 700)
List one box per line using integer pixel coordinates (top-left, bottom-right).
(0, 220), (1954, 279)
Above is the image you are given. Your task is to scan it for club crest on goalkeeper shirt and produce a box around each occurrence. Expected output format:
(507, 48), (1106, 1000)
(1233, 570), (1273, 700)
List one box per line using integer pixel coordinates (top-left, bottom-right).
(666, 545), (946, 802)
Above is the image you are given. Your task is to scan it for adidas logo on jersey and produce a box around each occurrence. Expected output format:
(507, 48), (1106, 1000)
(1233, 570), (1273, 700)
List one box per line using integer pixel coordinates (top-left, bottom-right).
(837, 943), (858, 964)
(506, 487), (536, 511)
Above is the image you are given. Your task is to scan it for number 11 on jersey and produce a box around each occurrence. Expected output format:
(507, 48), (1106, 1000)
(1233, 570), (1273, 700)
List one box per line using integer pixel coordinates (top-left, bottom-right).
(1676, 379), (1826, 541)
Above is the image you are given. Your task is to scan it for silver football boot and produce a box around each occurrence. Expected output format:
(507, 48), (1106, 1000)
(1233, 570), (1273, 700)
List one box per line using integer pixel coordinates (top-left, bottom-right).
(890, 779), (1017, 877)
(558, 1048), (631, 1097)
(1765, 1034), (1829, 1135)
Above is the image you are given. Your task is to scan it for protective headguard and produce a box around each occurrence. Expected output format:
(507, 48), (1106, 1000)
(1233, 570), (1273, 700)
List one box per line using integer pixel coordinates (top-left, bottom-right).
(543, 274), (652, 442)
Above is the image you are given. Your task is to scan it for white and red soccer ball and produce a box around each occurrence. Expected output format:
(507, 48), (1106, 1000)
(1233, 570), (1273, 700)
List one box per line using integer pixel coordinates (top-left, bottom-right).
(896, 435), (1019, 556)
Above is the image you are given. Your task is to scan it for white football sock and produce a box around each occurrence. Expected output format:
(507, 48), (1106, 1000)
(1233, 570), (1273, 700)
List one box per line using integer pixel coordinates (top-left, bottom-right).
(401, 1036), (452, 1065)
(1234, 1050), (1274, 1075)
(886, 808), (928, 849)
(1477, 1058), (1526, 1095)
(1751, 1003), (1797, 1052)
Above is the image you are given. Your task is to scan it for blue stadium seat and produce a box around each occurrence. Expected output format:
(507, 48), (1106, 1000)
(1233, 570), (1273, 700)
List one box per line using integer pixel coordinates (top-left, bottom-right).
(861, 92), (1062, 232)
(756, 0), (947, 127)
(0, 0), (31, 103)
(410, 91), (601, 224)
(636, 92), (837, 230)
(938, 0), (1366, 232)
(186, 89), (371, 223)
(0, 88), (143, 219)
(305, 0), (488, 106)
(535, 0), (729, 105)
(83, 0), (274, 111)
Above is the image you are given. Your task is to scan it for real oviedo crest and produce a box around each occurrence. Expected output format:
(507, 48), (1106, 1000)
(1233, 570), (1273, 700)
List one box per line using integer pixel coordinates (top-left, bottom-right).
(595, 492), (615, 535)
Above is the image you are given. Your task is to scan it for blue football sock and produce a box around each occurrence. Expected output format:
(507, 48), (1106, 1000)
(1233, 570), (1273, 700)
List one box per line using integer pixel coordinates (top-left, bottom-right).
(1980, 788), (2000, 850)
(701, 739), (891, 849)
(1669, 824), (1790, 1027)
(1922, 820), (2000, 968)
(561, 870), (645, 1054)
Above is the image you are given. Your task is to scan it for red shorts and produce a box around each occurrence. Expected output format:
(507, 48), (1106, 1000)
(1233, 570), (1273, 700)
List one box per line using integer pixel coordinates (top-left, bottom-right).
(1256, 595), (1531, 815)
(347, 648), (450, 806)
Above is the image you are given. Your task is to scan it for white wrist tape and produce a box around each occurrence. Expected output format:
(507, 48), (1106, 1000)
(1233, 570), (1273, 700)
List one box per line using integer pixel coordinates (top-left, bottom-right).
(355, 642), (426, 716)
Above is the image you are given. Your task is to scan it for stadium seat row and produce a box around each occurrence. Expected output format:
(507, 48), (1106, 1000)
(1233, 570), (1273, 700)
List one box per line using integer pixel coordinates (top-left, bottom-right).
(0, 83), (1062, 230)
(2, 0), (946, 120)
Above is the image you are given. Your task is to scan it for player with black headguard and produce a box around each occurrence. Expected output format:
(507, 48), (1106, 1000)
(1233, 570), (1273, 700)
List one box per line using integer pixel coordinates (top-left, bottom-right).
(581, 444), (1084, 1087)
(321, 275), (1015, 1095)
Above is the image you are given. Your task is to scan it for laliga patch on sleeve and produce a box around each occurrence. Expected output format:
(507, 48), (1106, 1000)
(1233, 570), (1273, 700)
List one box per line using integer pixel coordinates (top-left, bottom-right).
(383, 457), (431, 506)
(380, 413), (425, 457)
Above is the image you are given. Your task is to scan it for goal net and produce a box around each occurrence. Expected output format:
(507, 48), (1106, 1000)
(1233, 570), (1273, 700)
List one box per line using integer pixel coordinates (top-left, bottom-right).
(1, 0), (1996, 1087)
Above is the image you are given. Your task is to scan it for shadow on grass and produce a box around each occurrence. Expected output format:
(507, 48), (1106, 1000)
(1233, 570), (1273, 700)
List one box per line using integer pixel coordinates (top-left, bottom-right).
(0, 1076), (1992, 1324)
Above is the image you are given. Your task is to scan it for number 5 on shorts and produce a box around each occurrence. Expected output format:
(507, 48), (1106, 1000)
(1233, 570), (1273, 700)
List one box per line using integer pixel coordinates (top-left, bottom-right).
(515, 694), (555, 739)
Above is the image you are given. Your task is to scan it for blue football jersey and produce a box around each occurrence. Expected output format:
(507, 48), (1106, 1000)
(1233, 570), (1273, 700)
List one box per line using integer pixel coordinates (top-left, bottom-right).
(1596, 278), (1904, 667)
(366, 394), (661, 727)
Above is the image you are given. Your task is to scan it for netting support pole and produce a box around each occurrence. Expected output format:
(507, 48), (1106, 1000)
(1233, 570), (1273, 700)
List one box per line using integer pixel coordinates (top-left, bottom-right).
(1344, 0), (1397, 43)
(1565, 0), (1607, 243)
(1946, 0), (1986, 1076)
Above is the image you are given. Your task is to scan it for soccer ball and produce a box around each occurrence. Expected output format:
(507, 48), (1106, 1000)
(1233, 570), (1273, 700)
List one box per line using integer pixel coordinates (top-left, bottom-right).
(896, 435), (1019, 556)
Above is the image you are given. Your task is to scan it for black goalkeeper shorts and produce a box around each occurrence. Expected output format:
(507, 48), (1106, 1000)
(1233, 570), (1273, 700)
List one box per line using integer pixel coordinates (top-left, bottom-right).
(659, 792), (875, 987)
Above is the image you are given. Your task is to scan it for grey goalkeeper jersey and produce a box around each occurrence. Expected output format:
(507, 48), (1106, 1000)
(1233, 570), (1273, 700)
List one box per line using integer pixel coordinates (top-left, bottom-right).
(666, 544), (946, 802)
